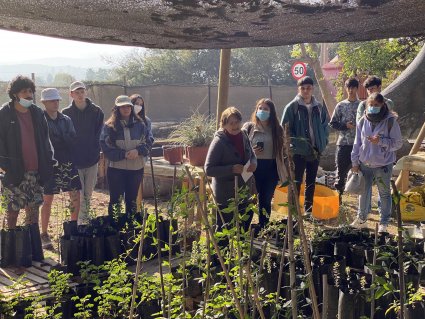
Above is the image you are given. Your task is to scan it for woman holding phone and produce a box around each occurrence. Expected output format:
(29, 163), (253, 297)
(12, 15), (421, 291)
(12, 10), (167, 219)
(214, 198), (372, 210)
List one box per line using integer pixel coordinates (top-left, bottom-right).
(243, 98), (288, 230)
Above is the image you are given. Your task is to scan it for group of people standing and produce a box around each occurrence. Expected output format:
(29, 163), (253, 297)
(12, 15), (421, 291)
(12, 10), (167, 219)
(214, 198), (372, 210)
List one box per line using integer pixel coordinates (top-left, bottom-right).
(0, 75), (153, 251)
(206, 75), (402, 236)
(0, 73), (402, 257)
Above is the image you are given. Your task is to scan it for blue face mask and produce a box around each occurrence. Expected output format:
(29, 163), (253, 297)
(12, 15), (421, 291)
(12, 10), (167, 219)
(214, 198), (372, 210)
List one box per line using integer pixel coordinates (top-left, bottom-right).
(256, 110), (270, 121)
(18, 98), (33, 108)
(367, 106), (381, 114)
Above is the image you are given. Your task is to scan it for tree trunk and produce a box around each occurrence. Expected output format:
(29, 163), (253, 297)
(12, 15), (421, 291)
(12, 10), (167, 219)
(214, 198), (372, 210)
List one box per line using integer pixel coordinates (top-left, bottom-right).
(383, 44), (425, 139)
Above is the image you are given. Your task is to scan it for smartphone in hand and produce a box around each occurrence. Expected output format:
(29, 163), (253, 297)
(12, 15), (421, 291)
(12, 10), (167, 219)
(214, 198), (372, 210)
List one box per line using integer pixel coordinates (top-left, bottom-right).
(256, 141), (264, 149)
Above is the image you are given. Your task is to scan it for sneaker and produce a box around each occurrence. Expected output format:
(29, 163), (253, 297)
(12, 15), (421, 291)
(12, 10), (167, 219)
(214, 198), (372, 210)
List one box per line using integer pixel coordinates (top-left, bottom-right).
(350, 217), (366, 228)
(378, 224), (388, 233)
(41, 233), (54, 250)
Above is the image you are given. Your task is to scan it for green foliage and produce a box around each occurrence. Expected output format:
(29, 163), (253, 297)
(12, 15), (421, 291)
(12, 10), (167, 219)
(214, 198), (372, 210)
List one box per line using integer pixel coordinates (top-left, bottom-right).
(169, 112), (216, 147)
(337, 37), (424, 83)
(108, 46), (294, 85)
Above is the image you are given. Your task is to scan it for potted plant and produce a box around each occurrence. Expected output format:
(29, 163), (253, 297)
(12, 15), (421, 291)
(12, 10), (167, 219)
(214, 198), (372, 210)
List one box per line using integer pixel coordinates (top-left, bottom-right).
(169, 112), (215, 166)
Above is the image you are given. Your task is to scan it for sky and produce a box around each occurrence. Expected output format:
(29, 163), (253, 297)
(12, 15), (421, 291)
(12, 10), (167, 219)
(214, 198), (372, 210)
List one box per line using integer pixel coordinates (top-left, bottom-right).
(0, 29), (138, 66)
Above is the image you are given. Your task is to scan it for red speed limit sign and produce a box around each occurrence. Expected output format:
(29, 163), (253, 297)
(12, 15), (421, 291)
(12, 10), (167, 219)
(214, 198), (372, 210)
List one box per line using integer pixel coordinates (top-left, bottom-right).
(291, 62), (307, 80)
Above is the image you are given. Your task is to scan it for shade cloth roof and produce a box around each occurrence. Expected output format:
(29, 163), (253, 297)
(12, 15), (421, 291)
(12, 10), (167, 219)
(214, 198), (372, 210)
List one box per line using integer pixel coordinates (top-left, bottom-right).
(0, 0), (424, 49)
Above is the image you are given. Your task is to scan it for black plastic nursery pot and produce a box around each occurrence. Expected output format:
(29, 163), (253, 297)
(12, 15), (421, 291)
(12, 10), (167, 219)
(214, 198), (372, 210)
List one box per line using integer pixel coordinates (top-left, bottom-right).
(405, 301), (425, 319)
(333, 241), (349, 258)
(63, 220), (78, 237)
(311, 238), (333, 257)
(28, 223), (44, 261)
(15, 226), (33, 267)
(137, 299), (162, 319)
(60, 235), (80, 275)
(104, 232), (121, 261)
(0, 228), (15, 267)
(185, 267), (203, 298)
(347, 244), (365, 269)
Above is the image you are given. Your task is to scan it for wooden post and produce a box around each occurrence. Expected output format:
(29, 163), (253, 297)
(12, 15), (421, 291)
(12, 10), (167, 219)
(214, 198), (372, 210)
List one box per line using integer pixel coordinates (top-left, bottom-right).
(395, 120), (425, 191)
(216, 49), (231, 129)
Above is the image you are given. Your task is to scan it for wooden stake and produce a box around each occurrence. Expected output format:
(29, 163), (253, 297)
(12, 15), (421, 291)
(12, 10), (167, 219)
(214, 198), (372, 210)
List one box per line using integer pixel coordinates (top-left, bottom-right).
(283, 125), (321, 319)
(391, 180), (405, 319)
(370, 222), (379, 318)
(275, 221), (289, 305)
(149, 154), (167, 318)
(184, 166), (245, 319)
(129, 208), (148, 319)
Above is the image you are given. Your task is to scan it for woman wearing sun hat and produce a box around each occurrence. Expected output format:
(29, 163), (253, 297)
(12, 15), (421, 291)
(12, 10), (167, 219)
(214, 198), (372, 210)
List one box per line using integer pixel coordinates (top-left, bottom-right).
(100, 95), (152, 223)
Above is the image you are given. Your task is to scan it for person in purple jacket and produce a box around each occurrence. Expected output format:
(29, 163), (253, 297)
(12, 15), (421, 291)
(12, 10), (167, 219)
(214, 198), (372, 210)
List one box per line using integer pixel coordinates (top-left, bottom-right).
(350, 93), (402, 233)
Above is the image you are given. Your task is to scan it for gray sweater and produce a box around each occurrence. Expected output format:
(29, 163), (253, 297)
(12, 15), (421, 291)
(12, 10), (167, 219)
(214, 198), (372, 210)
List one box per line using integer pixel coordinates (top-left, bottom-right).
(204, 130), (257, 207)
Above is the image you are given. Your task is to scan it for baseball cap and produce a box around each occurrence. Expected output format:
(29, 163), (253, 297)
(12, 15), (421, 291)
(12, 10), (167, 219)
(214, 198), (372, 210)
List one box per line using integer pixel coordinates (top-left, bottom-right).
(40, 88), (62, 101)
(69, 81), (86, 92)
(115, 95), (133, 107)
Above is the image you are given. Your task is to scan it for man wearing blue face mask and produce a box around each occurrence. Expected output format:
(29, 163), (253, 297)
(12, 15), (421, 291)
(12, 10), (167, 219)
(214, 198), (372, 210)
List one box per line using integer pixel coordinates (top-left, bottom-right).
(0, 75), (56, 261)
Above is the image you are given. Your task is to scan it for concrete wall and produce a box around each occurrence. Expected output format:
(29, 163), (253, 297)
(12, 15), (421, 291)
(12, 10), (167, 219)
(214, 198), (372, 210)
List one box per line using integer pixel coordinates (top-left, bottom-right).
(0, 82), (325, 121)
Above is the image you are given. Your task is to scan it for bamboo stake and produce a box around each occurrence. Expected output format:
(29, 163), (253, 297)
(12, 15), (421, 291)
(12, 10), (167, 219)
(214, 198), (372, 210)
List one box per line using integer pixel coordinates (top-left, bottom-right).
(283, 125), (321, 319)
(275, 222), (289, 305)
(391, 180), (405, 319)
(167, 166), (177, 318)
(202, 173), (211, 319)
(184, 166), (245, 319)
(253, 241), (268, 319)
(202, 230), (211, 319)
(246, 264), (266, 319)
(370, 222), (379, 318)
(202, 167), (226, 226)
(149, 154), (167, 318)
(234, 176), (246, 317)
(287, 183), (298, 319)
(129, 208), (149, 319)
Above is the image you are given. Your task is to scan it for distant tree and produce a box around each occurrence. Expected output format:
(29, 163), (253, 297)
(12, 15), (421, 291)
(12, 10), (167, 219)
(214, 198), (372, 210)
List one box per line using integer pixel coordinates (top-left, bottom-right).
(337, 37), (424, 85)
(52, 73), (75, 87)
(46, 73), (54, 85)
(85, 68), (113, 82)
(108, 47), (294, 86)
(230, 46), (292, 85)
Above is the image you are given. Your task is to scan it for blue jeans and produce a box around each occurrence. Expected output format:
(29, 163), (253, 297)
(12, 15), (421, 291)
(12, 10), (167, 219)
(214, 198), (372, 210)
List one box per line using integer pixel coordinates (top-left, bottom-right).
(254, 159), (279, 229)
(358, 163), (392, 225)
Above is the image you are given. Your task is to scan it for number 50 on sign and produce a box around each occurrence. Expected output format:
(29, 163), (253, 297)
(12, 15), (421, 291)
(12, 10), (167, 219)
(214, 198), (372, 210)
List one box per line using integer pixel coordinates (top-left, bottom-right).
(291, 62), (307, 80)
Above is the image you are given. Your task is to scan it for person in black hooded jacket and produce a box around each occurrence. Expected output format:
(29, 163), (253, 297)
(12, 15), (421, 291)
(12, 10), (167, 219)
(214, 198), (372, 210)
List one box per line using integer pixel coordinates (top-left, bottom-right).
(62, 81), (104, 225)
(0, 75), (55, 233)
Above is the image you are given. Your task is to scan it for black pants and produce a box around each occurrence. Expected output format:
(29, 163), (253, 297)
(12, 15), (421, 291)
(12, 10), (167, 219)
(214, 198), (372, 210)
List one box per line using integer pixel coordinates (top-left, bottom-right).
(334, 145), (353, 194)
(254, 159), (279, 229)
(107, 167), (143, 218)
(293, 154), (320, 213)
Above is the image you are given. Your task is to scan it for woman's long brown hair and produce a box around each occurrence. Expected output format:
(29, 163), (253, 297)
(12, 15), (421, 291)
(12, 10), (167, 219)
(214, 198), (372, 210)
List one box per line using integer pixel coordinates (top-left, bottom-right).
(250, 98), (283, 158)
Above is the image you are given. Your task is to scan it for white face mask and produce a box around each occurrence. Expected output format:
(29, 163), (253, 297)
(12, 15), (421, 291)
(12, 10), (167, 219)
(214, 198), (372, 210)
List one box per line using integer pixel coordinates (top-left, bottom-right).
(134, 104), (143, 114)
(19, 98), (33, 108)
